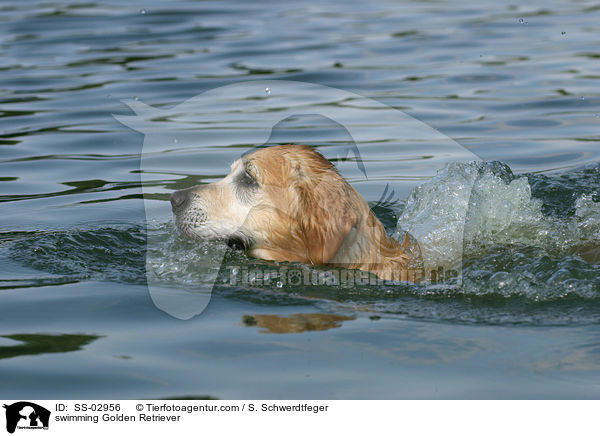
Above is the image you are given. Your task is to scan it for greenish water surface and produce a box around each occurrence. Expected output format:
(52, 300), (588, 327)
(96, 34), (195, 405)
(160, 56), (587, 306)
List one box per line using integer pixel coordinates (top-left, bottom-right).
(0, 0), (599, 399)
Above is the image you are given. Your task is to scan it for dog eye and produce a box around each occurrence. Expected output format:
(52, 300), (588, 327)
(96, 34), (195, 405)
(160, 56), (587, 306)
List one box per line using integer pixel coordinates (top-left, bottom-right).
(240, 170), (258, 187)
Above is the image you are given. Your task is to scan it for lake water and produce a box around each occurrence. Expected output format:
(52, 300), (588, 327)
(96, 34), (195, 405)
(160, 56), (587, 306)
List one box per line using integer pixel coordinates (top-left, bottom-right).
(1, 0), (599, 399)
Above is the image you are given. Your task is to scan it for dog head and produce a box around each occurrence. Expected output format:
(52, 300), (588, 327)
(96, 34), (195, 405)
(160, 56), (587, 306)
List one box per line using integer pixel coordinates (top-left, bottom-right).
(171, 144), (362, 265)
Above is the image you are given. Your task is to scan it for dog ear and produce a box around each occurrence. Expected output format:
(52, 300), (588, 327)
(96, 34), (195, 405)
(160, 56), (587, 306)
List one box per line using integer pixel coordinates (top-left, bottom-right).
(295, 174), (357, 265)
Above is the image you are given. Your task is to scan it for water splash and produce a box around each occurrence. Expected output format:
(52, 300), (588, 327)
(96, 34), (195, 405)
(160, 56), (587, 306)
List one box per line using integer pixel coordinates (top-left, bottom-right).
(5, 163), (600, 324)
(397, 161), (600, 301)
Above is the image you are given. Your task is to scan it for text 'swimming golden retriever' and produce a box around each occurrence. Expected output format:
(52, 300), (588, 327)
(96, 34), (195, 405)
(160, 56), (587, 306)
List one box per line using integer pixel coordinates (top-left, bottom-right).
(170, 144), (423, 282)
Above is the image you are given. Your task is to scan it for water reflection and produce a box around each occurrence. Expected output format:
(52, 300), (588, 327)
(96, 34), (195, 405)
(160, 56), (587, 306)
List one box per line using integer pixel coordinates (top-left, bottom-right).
(242, 313), (355, 334)
(0, 334), (100, 360)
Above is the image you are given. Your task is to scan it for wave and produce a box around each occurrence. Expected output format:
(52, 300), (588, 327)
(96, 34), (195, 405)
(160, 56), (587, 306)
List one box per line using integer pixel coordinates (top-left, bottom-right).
(5, 162), (600, 324)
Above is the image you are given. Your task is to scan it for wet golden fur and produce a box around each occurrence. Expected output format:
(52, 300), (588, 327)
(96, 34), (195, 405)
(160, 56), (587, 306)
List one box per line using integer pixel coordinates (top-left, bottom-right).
(171, 144), (423, 281)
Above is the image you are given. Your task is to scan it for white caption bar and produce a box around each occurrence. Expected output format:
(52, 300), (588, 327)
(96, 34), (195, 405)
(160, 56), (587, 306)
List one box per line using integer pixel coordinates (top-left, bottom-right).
(0, 400), (597, 436)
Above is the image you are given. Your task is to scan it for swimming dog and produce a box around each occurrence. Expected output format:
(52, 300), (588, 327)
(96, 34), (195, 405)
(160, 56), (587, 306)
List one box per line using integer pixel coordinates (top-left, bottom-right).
(170, 144), (423, 281)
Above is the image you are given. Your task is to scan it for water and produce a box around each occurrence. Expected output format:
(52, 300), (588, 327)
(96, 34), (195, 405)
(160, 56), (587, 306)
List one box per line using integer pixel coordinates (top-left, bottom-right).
(1, 0), (599, 399)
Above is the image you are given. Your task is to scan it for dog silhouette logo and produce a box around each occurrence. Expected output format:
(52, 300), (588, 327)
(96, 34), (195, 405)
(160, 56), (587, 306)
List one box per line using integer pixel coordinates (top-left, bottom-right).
(115, 80), (480, 319)
(3, 402), (50, 434)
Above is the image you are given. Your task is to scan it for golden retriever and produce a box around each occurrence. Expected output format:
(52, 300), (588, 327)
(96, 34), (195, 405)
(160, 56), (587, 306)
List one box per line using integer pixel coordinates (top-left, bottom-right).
(170, 144), (423, 282)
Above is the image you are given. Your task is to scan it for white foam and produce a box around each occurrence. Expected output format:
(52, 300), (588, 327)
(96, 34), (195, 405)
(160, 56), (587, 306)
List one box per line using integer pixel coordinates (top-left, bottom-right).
(396, 161), (600, 274)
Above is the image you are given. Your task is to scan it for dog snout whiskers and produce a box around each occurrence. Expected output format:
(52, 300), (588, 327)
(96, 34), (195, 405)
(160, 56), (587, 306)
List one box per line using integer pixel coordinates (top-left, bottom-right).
(170, 189), (190, 213)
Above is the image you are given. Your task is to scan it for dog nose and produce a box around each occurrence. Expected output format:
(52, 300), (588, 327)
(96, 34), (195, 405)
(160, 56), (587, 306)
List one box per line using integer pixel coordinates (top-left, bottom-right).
(170, 189), (189, 212)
